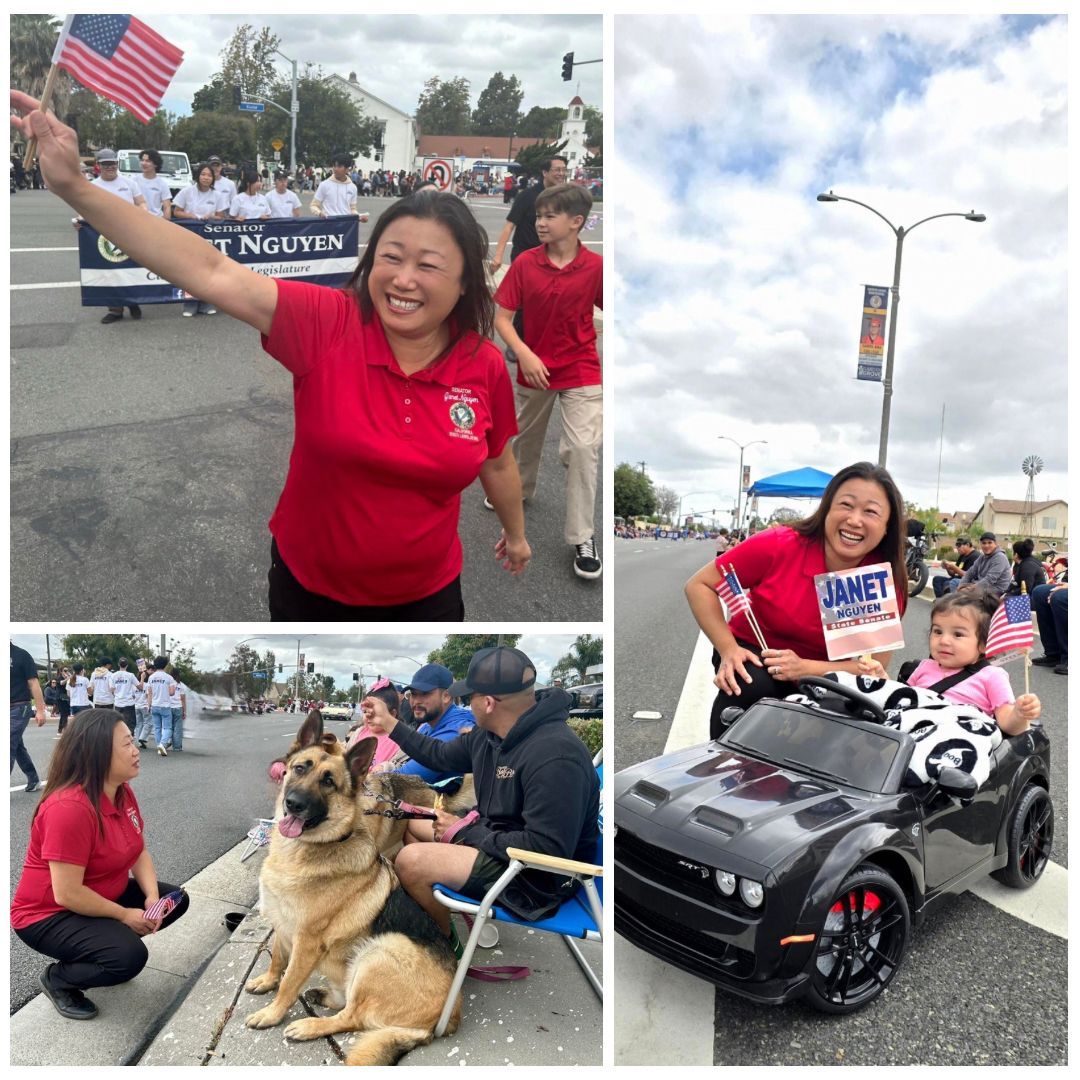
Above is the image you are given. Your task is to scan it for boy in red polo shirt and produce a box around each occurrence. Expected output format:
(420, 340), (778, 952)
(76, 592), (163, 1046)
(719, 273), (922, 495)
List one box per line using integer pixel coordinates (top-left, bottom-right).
(492, 183), (604, 579)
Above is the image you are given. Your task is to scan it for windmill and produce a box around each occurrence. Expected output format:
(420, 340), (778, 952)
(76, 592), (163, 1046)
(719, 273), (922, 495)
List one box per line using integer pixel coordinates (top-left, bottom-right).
(1019, 455), (1043, 537)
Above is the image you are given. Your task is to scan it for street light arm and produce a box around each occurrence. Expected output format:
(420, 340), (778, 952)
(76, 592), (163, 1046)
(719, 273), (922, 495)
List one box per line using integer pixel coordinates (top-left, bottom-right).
(905, 211), (984, 235)
(824, 194), (899, 236)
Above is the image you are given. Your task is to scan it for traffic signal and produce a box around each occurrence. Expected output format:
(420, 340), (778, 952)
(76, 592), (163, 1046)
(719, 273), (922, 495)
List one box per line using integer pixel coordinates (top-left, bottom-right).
(307, 662), (315, 673)
(232, 86), (241, 108)
(562, 51), (574, 81)
(278, 664), (283, 673)
(352, 673), (360, 682)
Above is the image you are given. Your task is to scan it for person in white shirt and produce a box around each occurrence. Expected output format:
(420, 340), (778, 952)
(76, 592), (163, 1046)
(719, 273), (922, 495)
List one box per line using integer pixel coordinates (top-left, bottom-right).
(266, 170), (302, 219)
(168, 666), (189, 752)
(109, 656), (140, 734)
(80, 147), (147, 324)
(146, 656), (177, 756)
(66, 664), (92, 716)
(229, 170), (272, 221)
(172, 163), (225, 317)
(89, 658), (115, 709)
(133, 662), (151, 748)
(311, 153), (358, 217)
(135, 149), (172, 219)
(208, 155), (237, 202)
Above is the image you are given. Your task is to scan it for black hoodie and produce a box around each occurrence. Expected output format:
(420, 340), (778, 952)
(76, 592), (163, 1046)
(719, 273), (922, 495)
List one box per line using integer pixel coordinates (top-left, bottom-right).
(389, 689), (600, 918)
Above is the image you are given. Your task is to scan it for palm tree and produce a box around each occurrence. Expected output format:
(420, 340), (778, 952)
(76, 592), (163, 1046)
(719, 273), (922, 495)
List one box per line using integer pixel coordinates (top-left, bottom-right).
(552, 635), (604, 686)
(10, 15), (72, 117)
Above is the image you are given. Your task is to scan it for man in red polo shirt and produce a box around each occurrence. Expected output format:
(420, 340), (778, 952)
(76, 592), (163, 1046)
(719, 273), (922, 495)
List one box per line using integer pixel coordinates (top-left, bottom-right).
(491, 183), (604, 580)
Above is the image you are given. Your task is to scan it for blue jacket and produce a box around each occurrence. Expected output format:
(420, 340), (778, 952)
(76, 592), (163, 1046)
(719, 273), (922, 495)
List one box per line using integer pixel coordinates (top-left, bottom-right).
(396, 703), (474, 783)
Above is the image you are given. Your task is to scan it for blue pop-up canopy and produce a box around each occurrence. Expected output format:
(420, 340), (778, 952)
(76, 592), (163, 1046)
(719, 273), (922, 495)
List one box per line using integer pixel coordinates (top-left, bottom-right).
(746, 467), (833, 498)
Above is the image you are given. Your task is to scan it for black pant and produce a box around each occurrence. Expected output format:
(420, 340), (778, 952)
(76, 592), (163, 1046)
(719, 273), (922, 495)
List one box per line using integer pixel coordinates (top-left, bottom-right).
(15, 879), (189, 992)
(709, 639), (788, 739)
(267, 539), (465, 622)
(114, 705), (136, 733)
(57, 699), (71, 732)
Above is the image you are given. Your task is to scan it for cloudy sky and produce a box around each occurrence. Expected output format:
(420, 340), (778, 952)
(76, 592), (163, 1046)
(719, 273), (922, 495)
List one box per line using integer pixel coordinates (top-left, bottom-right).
(13, 632), (597, 691)
(614, 13), (1067, 521)
(134, 13), (602, 119)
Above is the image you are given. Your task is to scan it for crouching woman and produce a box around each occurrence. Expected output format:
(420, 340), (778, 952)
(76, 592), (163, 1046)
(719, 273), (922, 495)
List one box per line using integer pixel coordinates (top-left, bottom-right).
(11, 709), (189, 1019)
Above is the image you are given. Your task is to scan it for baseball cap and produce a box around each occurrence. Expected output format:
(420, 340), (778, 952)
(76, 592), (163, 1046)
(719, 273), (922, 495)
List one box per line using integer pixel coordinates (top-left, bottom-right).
(274, 169), (288, 180)
(208, 155), (222, 163)
(980, 532), (997, 542)
(956, 537), (971, 547)
(95, 148), (118, 163)
(408, 663), (453, 693)
(448, 647), (537, 698)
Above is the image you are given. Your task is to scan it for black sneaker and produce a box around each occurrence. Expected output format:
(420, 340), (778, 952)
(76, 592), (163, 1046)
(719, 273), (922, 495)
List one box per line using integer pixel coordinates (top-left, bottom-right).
(128, 304), (142, 320)
(1031, 654), (1061, 667)
(39, 965), (98, 1020)
(1054, 662), (1068, 675)
(25, 780), (41, 793)
(573, 538), (602, 580)
(100, 311), (123, 324)
(138, 740), (147, 748)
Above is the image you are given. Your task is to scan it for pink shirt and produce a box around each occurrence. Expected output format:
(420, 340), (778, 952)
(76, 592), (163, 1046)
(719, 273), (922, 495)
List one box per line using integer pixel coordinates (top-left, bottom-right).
(907, 659), (1014, 717)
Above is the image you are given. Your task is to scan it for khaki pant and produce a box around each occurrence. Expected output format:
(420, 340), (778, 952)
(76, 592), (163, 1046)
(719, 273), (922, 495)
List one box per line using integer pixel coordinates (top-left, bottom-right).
(513, 383), (602, 545)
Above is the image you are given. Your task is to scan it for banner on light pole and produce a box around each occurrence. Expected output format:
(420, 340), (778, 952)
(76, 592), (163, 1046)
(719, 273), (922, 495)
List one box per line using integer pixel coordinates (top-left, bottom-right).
(857, 285), (889, 382)
(741, 465), (751, 491)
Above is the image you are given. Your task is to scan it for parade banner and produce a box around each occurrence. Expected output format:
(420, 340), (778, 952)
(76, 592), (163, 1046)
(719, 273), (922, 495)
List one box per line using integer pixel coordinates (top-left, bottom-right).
(857, 284), (889, 382)
(814, 562), (905, 660)
(76, 216), (360, 307)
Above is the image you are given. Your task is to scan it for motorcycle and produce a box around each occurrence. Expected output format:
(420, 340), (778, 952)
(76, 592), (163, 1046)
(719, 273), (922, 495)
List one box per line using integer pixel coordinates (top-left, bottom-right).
(1040, 546), (1068, 585)
(904, 521), (935, 597)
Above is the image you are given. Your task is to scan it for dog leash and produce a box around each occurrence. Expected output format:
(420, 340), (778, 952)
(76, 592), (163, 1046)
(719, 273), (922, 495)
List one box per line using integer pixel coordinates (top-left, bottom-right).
(460, 913), (530, 982)
(360, 788), (438, 821)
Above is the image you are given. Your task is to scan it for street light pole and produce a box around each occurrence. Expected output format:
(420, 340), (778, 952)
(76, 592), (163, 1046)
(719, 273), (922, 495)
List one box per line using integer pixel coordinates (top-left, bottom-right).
(274, 48), (298, 174)
(816, 191), (985, 468)
(718, 436), (767, 533)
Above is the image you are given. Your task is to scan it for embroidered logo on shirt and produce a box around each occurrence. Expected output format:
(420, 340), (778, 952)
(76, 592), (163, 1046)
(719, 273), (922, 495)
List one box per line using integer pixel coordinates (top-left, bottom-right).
(127, 807), (142, 834)
(445, 388), (481, 442)
(496, 765), (515, 779)
(449, 401), (476, 430)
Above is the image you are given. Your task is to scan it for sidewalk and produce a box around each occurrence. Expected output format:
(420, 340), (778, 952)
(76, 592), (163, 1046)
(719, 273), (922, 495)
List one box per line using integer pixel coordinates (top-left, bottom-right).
(10, 839), (602, 1067)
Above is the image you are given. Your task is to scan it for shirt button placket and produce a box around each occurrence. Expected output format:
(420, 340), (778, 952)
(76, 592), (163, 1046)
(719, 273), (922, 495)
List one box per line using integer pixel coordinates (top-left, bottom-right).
(402, 380), (413, 439)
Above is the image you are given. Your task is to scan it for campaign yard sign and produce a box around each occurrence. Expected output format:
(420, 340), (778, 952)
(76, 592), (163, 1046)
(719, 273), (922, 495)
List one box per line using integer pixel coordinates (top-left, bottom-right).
(76, 216), (360, 306)
(814, 562), (905, 660)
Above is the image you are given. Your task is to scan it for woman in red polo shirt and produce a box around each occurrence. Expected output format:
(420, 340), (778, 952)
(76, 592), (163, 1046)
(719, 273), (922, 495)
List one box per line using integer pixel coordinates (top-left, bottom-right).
(685, 462), (908, 737)
(11, 90), (530, 621)
(12, 709), (189, 1020)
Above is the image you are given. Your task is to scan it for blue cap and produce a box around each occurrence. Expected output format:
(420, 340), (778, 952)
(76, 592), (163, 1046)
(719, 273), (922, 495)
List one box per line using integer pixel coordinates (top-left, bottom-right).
(408, 663), (454, 693)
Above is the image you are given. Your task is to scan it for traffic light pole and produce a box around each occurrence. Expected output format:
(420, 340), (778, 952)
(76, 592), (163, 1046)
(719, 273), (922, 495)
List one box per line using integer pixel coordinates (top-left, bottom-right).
(562, 52), (602, 81)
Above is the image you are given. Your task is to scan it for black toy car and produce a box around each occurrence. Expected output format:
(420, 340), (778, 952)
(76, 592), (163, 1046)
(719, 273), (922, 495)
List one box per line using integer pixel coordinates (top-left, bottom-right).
(614, 677), (1053, 1013)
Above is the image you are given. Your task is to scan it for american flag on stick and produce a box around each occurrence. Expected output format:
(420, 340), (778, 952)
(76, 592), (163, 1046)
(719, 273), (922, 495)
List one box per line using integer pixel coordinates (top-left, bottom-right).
(143, 888), (184, 922)
(986, 593), (1034, 662)
(52, 15), (184, 123)
(716, 565), (769, 650)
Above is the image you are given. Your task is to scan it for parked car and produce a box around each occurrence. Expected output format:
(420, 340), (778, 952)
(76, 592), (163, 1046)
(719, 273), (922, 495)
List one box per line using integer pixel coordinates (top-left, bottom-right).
(569, 682), (604, 719)
(117, 148), (192, 198)
(614, 677), (1052, 1013)
(320, 702), (353, 721)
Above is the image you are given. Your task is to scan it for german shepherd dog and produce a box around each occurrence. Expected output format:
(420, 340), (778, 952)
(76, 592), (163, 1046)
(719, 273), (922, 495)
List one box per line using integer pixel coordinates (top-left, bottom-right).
(245, 710), (463, 1065)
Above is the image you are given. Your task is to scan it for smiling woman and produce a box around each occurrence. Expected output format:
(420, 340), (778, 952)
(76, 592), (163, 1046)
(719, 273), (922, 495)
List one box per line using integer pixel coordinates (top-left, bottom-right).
(9, 89), (531, 621)
(684, 461), (909, 737)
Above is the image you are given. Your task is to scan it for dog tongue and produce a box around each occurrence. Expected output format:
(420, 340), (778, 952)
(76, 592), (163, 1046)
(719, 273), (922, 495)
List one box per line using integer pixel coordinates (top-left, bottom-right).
(278, 815), (304, 838)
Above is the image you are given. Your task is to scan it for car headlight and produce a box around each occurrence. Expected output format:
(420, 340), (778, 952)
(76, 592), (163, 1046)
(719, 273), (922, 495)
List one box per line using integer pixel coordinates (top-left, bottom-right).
(739, 878), (765, 908)
(714, 870), (737, 896)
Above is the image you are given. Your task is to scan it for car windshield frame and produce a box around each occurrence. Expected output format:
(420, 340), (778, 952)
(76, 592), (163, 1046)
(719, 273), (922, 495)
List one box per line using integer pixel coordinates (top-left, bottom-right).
(719, 697), (912, 794)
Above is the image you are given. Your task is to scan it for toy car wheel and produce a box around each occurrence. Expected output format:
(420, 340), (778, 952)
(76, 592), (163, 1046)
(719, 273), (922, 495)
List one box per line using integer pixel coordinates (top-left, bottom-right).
(991, 783), (1053, 889)
(805, 865), (909, 1014)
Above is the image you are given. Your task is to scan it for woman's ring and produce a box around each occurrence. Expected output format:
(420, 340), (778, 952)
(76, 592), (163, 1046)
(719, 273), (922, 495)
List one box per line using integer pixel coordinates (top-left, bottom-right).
(770, 665), (779, 675)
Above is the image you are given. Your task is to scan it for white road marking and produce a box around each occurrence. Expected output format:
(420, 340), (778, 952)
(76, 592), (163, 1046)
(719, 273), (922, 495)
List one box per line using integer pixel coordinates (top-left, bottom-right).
(10, 246), (78, 252)
(10, 281), (80, 290)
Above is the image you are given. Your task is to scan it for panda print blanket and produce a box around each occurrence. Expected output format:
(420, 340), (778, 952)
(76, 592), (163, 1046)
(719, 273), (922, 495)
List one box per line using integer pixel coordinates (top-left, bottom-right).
(787, 670), (1002, 788)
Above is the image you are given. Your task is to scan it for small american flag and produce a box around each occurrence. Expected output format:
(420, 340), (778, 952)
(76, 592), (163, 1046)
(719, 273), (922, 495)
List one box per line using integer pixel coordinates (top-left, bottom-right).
(985, 594), (1034, 659)
(143, 888), (184, 921)
(715, 568), (750, 618)
(52, 15), (184, 124)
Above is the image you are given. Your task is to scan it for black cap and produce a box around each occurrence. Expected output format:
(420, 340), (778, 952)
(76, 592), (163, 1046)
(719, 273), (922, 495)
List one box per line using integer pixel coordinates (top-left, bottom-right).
(448, 647), (537, 698)
(980, 531), (997, 542)
(98, 656), (113, 667)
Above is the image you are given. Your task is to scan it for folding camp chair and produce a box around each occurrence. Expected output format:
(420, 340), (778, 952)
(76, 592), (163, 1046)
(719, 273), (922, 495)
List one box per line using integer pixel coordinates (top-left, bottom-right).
(431, 752), (603, 1038)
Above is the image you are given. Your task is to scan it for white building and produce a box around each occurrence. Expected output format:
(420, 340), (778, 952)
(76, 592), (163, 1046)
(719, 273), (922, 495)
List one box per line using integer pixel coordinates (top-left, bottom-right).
(559, 95), (592, 168)
(324, 72), (417, 174)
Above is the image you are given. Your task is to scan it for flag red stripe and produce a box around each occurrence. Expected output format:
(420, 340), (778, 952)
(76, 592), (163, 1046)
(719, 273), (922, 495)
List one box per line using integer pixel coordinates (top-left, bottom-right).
(58, 61), (155, 123)
(116, 35), (181, 88)
(127, 15), (185, 66)
(59, 42), (158, 119)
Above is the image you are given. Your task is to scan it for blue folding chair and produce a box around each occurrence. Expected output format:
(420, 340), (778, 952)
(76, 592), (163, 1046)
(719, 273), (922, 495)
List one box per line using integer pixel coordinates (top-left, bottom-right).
(432, 753), (603, 1038)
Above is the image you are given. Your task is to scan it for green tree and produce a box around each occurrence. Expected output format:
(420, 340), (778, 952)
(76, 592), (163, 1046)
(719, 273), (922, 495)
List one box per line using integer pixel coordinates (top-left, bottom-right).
(415, 76), (471, 136)
(191, 75), (230, 115)
(426, 635), (522, 679)
(654, 485), (679, 523)
(517, 105), (565, 140)
(114, 107), (174, 152)
(10, 15), (71, 111)
(258, 68), (381, 165)
(514, 139), (568, 177)
(615, 462), (657, 520)
(61, 634), (152, 667)
(768, 506), (801, 525)
(228, 645), (277, 702)
(171, 111), (256, 165)
(583, 105), (603, 149)
(66, 88), (118, 153)
(167, 645), (203, 691)
(550, 635), (604, 687)
(204, 23), (281, 111)
(904, 503), (945, 534)
(471, 72), (524, 135)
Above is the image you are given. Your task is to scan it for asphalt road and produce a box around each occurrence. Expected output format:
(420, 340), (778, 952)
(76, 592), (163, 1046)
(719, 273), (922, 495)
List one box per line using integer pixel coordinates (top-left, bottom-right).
(9, 190), (603, 621)
(8, 705), (352, 1014)
(613, 537), (1068, 1065)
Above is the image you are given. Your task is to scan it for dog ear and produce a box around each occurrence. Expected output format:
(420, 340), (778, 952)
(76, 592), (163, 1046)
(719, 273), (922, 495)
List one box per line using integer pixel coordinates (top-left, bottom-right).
(296, 709), (324, 749)
(345, 736), (378, 785)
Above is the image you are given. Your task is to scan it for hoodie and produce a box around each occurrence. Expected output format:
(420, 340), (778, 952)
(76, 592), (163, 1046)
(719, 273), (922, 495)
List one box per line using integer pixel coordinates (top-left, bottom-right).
(389, 689), (600, 918)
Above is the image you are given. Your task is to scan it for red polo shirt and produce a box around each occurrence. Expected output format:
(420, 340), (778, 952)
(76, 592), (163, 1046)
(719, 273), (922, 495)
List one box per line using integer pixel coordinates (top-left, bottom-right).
(494, 243), (603, 391)
(718, 527), (906, 660)
(12, 785), (145, 930)
(262, 279), (517, 606)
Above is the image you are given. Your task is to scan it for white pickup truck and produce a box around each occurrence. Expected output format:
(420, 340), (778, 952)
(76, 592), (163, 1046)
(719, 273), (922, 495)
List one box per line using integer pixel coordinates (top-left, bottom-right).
(117, 148), (192, 197)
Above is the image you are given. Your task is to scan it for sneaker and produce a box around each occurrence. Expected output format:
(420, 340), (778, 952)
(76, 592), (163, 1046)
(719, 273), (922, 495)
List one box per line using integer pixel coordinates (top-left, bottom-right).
(1031, 654), (1061, 667)
(181, 308), (195, 317)
(573, 537), (602, 580)
(100, 311), (123, 324)
(1054, 663), (1068, 675)
(158, 744), (168, 757)
(138, 740), (147, 748)
(39, 965), (98, 1020)
(25, 780), (41, 793)
(200, 303), (218, 315)
(127, 304), (142, 320)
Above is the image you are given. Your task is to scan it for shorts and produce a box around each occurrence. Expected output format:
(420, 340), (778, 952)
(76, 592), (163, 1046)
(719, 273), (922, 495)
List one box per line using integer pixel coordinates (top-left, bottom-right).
(459, 851), (509, 901)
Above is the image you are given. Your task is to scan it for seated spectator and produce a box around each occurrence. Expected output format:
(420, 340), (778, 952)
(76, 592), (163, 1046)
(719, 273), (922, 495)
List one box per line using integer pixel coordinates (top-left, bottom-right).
(1031, 578), (1068, 675)
(1008, 538), (1047, 596)
(958, 532), (1012, 598)
(933, 536), (978, 597)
